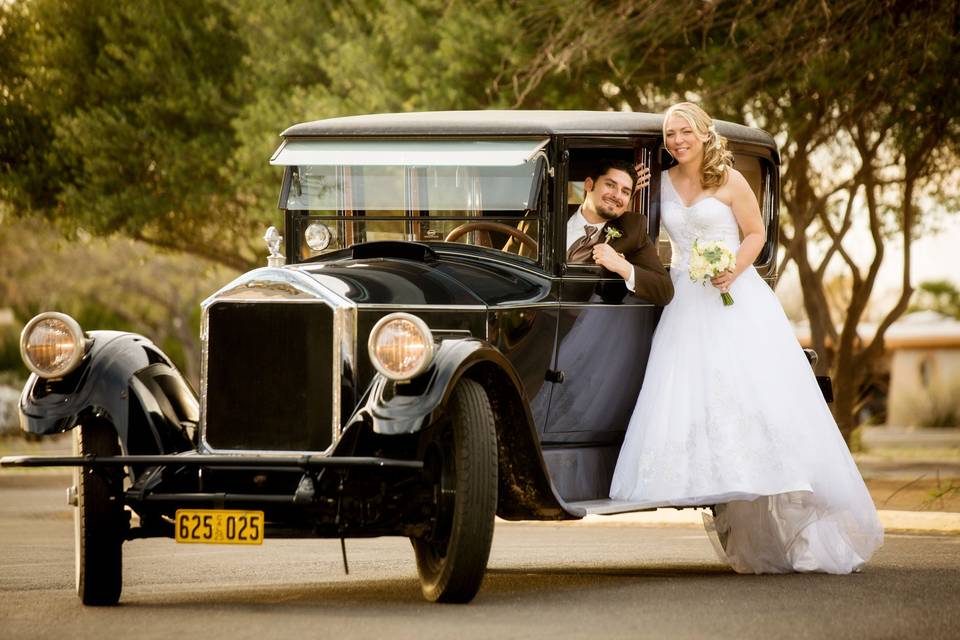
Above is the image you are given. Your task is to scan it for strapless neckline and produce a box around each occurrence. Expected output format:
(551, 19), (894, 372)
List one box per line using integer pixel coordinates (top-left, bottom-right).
(659, 170), (741, 274)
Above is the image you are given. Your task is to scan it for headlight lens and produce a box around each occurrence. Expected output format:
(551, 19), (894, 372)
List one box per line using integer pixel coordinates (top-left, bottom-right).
(368, 313), (434, 380)
(20, 312), (87, 378)
(304, 222), (334, 252)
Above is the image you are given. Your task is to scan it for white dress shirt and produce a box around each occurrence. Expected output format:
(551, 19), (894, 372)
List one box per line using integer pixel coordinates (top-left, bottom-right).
(566, 207), (636, 292)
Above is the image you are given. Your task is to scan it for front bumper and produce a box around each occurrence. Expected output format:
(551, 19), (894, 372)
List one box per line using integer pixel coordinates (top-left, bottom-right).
(1, 453), (430, 540)
(0, 453), (422, 471)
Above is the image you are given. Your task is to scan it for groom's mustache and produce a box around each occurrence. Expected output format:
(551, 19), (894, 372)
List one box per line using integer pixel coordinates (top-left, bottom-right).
(596, 207), (620, 220)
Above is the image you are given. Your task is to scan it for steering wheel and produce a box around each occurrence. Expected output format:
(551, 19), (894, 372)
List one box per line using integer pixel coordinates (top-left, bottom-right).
(444, 221), (538, 255)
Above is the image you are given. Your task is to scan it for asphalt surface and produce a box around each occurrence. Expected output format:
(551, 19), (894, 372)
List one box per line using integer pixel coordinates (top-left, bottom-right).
(2, 475), (959, 640)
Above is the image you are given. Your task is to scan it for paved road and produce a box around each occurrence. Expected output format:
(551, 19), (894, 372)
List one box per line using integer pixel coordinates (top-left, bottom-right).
(2, 475), (959, 640)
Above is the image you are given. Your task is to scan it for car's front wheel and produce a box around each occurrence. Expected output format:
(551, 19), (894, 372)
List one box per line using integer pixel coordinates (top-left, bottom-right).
(413, 378), (498, 603)
(73, 419), (125, 606)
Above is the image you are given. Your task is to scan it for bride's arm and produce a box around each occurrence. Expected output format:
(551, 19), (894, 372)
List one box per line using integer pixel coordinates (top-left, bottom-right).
(726, 169), (766, 277)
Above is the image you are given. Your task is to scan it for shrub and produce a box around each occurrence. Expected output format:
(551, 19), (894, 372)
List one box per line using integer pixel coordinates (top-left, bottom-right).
(902, 377), (960, 428)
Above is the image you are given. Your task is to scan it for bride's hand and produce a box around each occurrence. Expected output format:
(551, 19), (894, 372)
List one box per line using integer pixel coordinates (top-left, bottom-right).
(711, 270), (736, 293)
(634, 162), (651, 190)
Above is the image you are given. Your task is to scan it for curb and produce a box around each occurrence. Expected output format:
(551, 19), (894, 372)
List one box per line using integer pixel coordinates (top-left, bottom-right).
(876, 509), (960, 534)
(498, 508), (960, 535)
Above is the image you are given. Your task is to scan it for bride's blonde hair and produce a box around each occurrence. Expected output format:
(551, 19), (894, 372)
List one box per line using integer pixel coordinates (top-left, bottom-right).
(663, 102), (733, 189)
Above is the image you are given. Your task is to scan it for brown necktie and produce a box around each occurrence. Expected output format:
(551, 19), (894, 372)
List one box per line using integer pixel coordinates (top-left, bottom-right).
(567, 225), (601, 263)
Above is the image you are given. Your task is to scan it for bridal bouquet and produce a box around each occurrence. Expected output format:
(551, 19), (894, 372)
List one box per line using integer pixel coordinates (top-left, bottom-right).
(689, 240), (736, 306)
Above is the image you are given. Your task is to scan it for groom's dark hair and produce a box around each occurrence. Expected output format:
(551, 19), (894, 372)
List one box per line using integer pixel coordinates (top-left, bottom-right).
(586, 159), (639, 193)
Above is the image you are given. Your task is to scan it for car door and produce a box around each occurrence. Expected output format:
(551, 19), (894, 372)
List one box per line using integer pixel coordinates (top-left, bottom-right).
(539, 139), (665, 502)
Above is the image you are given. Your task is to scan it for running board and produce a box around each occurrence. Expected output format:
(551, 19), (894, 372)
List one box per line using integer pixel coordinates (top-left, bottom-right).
(568, 498), (719, 516)
(566, 499), (659, 516)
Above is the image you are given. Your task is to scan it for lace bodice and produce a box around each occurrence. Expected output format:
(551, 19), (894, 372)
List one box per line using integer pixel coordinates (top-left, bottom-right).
(660, 171), (741, 273)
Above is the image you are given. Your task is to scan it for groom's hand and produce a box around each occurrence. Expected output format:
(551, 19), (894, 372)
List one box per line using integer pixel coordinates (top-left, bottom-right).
(592, 243), (632, 280)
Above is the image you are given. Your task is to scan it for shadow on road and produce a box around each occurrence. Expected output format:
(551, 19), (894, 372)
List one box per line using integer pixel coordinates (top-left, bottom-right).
(487, 563), (733, 579)
(120, 564), (786, 610)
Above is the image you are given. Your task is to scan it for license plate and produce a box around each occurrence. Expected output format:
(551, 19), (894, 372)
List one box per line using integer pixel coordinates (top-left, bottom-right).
(175, 509), (264, 545)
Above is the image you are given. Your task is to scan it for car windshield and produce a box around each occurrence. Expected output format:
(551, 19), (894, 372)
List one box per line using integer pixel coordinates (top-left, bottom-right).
(272, 139), (547, 262)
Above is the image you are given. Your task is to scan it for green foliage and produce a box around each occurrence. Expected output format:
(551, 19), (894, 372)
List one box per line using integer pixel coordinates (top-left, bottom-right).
(226, 0), (544, 225)
(4, 0), (564, 269)
(2, 0), (255, 270)
(910, 280), (960, 319)
(0, 0), (55, 209)
(0, 323), (26, 379)
(0, 216), (231, 385)
(2, 0), (958, 441)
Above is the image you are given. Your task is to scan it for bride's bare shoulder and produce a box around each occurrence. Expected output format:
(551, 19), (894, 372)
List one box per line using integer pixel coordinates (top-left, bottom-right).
(724, 167), (750, 188)
(718, 168), (753, 200)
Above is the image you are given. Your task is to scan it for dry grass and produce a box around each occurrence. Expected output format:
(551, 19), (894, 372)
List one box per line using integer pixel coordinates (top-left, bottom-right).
(866, 475), (960, 512)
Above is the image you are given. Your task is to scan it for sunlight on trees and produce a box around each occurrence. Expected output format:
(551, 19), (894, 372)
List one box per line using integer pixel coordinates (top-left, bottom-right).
(1, 0), (957, 442)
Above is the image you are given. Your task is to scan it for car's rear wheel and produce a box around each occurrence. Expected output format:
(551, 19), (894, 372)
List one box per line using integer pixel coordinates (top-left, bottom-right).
(413, 378), (498, 603)
(73, 419), (125, 606)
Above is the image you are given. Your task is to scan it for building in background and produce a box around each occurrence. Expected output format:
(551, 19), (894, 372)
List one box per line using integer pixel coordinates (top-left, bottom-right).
(884, 312), (960, 427)
(794, 311), (960, 428)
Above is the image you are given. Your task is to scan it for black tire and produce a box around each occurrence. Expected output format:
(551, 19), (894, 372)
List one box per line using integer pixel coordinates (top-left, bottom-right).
(73, 420), (124, 606)
(413, 378), (498, 603)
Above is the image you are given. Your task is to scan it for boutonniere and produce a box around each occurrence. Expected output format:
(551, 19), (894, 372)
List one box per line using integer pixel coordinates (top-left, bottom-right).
(604, 227), (622, 244)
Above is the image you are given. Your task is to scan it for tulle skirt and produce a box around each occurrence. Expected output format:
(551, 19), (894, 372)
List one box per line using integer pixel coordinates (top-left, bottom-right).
(609, 267), (883, 574)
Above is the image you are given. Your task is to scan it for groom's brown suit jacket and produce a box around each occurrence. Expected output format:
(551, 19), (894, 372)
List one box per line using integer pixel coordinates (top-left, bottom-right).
(591, 211), (674, 306)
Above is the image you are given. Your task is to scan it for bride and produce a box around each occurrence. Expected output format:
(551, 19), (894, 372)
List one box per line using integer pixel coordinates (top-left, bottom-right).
(609, 102), (883, 574)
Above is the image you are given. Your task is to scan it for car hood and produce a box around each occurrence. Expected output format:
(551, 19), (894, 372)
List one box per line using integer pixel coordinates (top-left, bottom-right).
(294, 253), (551, 306)
(204, 250), (551, 309)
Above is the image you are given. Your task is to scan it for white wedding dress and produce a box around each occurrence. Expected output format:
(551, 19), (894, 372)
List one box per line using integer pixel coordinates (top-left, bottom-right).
(609, 171), (883, 574)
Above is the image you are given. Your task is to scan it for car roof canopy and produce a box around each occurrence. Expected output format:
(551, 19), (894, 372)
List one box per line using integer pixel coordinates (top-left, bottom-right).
(280, 110), (777, 156)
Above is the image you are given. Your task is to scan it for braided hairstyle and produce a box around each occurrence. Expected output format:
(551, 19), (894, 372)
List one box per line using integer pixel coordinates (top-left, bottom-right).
(663, 102), (733, 190)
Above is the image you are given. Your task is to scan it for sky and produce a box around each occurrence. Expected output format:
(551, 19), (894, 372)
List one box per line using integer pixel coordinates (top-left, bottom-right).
(898, 216), (960, 287)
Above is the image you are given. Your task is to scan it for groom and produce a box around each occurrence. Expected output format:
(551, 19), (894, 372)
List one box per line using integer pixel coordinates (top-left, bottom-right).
(566, 160), (673, 306)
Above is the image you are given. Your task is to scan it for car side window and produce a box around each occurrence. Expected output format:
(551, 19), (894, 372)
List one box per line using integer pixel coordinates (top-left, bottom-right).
(563, 147), (641, 268)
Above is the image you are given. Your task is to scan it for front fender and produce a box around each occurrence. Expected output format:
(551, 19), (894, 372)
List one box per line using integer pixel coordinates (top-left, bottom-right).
(19, 331), (197, 456)
(361, 338), (503, 436)
(354, 338), (581, 520)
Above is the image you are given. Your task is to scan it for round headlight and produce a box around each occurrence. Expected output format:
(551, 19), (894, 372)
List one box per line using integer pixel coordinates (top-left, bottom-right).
(368, 313), (434, 381)
(20, 312), (87, 379)
(305, 222), (334, 252)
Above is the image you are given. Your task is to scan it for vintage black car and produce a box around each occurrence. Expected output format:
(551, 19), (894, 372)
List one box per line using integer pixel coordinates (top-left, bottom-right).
(2, 111), (796, 605)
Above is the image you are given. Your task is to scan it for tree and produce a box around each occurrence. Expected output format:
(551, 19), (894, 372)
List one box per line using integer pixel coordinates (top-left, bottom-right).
(911, 280), (960, 320)
(0, 0), (55, 210)
(225, 0), (541, 222)
(2, 0), (541, 270)
(497, 0), (960, 443)
(0, 215), (231, 384)
(725, 1), (960, 443)
(0, 0), (255, 271)
(3, 0), (958, 444)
